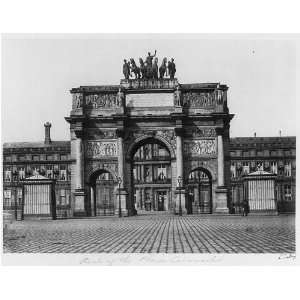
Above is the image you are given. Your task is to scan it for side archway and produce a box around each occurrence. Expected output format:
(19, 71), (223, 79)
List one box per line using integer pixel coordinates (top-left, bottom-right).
(186, 167), (213, 214)
(88, 169), (117, 216)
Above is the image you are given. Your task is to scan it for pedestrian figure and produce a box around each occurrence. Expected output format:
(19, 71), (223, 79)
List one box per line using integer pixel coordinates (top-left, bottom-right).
(242, 200), (249, 216)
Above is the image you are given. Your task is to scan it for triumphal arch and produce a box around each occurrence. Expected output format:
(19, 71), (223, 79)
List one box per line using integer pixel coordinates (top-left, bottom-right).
(66, 58), (233, 217)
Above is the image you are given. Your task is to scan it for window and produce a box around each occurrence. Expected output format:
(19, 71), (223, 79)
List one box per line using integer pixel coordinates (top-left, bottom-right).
(284, 185), (292, 201)
(270, 161), (278, 174)
(5, 156), (11, 162)
(271, 150), (277, 156)
(250, 150), (256, 157)
(60, 189), (66, 205)
(243, 151), (249, 157)
(242, 162), (250, 175)
(46, 155), (53, 161)
(157, 164), (167, 181)
(284, 162), (292, 177)
(19, 167), (25, 179)
(256, 161), (264, 171)
(144, 166), (151, 182)
(33, 155), (40, 161)
(4, 169), (12, 182)
(59, 168), (67, 181)
(46, 166), (53, 178)
(133, 167), (137, 180)
(3, 189), (12, 208)
(60, 154), (67, 160)
(264, 150), (270, 157)
(19, 155), (26, 161)
(230, 162), (236, 178)
(257, 150), (263, 156)
(32, 166), (39, 175)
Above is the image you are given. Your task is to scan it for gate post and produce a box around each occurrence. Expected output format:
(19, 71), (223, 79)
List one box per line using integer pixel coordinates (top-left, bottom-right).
(51, 181), (57, 220)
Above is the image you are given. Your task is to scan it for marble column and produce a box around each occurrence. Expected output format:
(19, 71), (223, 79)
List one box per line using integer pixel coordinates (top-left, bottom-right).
(175, 128), (186, 214)
(115, 129), (128, 216)
(217, 131), (225, 187)
(74, 128), (86, 216)
(215, 128), (228, 213)
(117, 132), (124, 189)
(75, 136), (83, 189)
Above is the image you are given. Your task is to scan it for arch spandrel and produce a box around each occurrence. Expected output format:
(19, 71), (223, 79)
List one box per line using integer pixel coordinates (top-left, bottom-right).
(85, 163), (118, 184)
(125, 134), (176, 160)
(185, 162), (217, 182)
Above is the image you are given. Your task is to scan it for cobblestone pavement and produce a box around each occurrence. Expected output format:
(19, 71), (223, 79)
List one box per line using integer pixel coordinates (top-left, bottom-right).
(3, 214), (295, 253)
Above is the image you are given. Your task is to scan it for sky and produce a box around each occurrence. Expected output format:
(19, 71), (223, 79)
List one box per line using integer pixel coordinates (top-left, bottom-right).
(1, 34), (297, 143)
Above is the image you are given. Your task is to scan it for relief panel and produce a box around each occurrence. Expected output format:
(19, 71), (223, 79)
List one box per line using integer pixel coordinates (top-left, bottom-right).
(85, 141), (118, 158)
(184, 139), (217, 156)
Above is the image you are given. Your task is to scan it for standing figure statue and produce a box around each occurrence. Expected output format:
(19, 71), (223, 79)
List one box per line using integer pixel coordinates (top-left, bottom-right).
(151, 57), (158, 79)
(159, 57), (168, 79)
(139, 58), (146, 79)
(167, 58), (176, 79)
(129, 58), (141, 79)
(145, 50), (157, 79)
(123, 59), (131, 80)
(145, 50), (157, 68)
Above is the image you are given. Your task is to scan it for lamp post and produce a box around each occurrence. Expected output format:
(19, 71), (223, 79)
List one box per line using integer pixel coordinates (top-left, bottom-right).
(178, 176), (183, 216)
(118, 176), (122, 218)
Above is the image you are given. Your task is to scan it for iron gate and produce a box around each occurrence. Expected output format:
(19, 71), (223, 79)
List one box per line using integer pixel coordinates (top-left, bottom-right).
(22, 175), (56, 220)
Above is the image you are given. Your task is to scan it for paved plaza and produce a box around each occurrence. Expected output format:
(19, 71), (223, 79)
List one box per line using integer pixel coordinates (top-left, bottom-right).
(3, 214), (295, 253)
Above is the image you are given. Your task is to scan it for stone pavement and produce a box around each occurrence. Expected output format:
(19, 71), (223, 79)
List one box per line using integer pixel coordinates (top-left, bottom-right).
(3, 214), (295, 253)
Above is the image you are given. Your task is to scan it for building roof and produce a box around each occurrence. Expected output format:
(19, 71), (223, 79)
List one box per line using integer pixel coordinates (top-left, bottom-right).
(230, 136), (296, 148)
(3, 141), (70, 149)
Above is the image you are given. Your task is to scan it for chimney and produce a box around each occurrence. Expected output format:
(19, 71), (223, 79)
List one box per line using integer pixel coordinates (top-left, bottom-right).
(44, 122), (52, 144)
(279, 130), (282, 137)
(254, 132), (256, 138)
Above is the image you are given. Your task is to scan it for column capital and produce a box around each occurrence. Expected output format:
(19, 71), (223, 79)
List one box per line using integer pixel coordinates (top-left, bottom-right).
(116, 129), (125, 138)
(74, 129), (84, 138)
(174, 128), (185, 137)
(215, 127), (224, 136)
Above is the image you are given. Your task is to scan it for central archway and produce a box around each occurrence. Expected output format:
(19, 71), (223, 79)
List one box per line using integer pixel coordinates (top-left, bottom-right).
(130, 137), (172, 213)
(186, 167), (213, 214)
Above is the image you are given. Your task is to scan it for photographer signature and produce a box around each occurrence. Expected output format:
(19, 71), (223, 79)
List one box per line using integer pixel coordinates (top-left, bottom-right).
(278, 253), (296, 260)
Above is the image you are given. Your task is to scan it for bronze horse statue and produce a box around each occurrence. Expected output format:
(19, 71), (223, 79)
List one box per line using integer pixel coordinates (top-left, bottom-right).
(130, 58), (140, 79)
(159, 57), (168, 79)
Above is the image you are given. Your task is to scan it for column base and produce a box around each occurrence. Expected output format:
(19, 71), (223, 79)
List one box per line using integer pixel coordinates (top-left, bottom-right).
(174, 188), (187, 215)
(115, 189), (128, 217)
(74, 189), (87, 217)
(214, 187), (229, 214)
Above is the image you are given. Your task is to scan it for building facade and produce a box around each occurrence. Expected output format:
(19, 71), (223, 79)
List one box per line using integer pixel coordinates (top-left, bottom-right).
(2, 79), (296, 218)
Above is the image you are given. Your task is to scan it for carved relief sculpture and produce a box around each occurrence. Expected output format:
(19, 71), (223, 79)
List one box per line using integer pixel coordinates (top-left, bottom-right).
(85, 94), (119, 109)
(182, 90), (224, 108)
(184, 139), (217, 156)
(72, 93), (83, 109)
(86, 141), (118, 158)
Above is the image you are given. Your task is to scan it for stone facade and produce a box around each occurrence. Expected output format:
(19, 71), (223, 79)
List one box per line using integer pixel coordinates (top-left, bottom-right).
(2, 79), (296, 218)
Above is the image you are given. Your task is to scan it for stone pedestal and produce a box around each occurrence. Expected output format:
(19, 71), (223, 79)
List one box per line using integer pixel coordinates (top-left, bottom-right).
(74, 189), (86, 216)
(215, 187), (229, 214)
(174, 188), (187, 214)
(115, 189), (128, 216)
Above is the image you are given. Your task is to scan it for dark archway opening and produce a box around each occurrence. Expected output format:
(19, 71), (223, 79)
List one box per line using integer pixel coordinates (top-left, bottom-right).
(130, 138), (172, 214)
(89, 170), (116, 216)
(187, 168), (212, 214)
